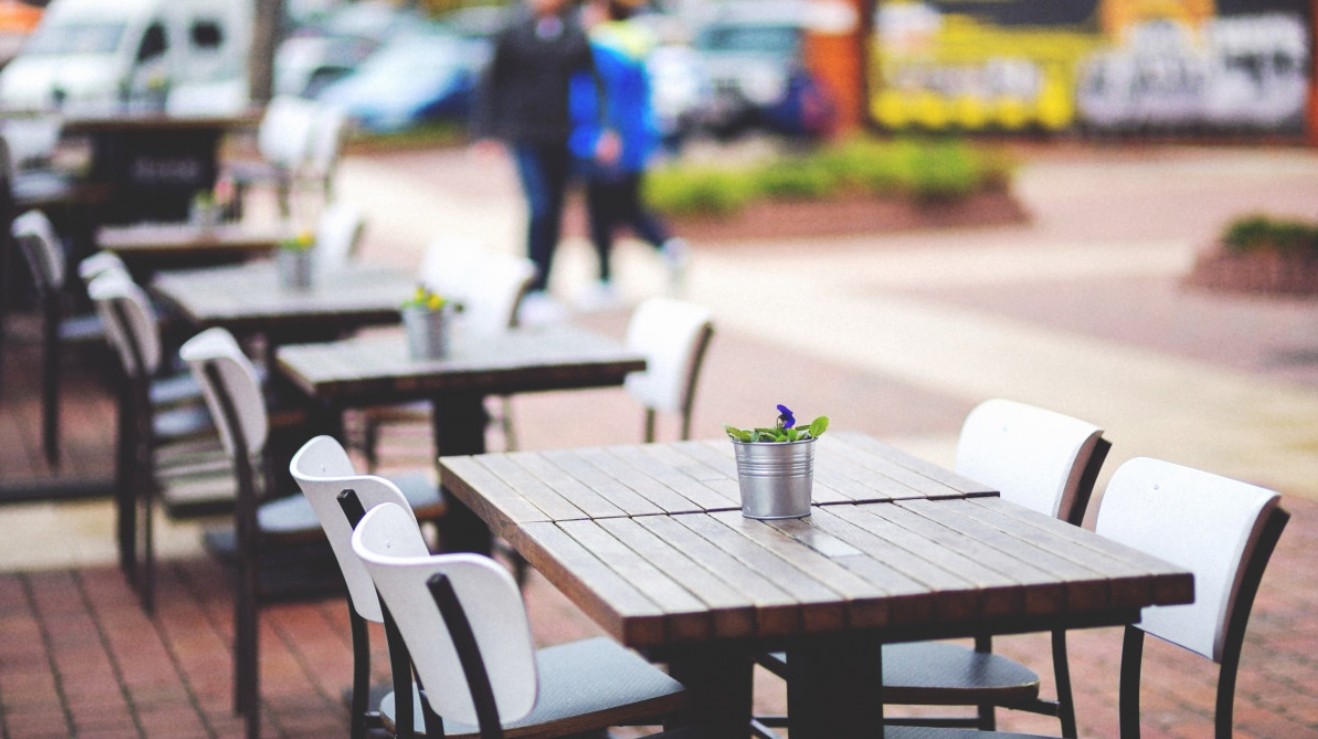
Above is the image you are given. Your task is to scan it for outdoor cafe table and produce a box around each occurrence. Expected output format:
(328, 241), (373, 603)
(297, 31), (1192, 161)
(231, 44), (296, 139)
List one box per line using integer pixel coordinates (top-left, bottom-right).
(276, 325), (647, 552)
(98, 222), (289, 275)
(438, 433), (1195, 737)
(151, 260), (412, 352)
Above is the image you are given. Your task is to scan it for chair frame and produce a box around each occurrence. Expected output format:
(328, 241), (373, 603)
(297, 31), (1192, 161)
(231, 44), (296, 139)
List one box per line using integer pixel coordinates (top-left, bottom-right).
(1119, 505), (1289, 738)
(12, 210), (67, 467)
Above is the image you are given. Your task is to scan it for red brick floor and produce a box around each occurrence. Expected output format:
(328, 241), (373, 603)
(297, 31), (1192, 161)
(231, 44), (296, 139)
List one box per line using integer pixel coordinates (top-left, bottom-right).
(0, 495), (1313, 738)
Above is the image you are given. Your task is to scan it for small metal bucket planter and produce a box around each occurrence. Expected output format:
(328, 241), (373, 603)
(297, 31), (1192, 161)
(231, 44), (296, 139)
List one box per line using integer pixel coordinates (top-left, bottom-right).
(732, 437), (816, 519)
(277, 247), (314, 290)
(402, 304), (453, 361)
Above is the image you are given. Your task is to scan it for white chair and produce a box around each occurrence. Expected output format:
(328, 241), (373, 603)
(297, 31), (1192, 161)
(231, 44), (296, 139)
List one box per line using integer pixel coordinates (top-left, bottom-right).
(758, 399), (1109, 736)
(180, 327), (341, 739)
(351, 501), (693, 738)
(290, 435), (445, 739)
(226, 96), (319, 217)
(1095, 458), (1288, 738)
(10, 209), (100, 466)
(623, 297), (715, 442)
(87, 271), (229, 607)
(314, 200), (367, 273)
(303, 104), (348, 203)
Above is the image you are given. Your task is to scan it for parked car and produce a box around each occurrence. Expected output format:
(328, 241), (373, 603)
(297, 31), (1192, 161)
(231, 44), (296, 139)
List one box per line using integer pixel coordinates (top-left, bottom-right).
(0, 0), (251, 112)
(689, 0), (834, 139)
(316, 30), (487, 133)
(274, 0), (427, 98)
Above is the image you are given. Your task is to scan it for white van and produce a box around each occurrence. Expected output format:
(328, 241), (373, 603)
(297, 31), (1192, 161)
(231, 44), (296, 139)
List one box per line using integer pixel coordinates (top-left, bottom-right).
(0, 0), (252, 112)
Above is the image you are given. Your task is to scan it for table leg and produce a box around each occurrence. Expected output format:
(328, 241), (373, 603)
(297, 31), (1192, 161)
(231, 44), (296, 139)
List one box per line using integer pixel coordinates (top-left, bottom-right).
(431, 392), (493, 555)
(665, 646), (753, 735)
(786, 637), (884, 738)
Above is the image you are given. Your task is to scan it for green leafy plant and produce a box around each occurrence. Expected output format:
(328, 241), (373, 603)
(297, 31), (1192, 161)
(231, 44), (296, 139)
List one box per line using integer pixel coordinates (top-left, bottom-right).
(279, 230), (315, 251)
(401, 284), (449, 312)
(1222, 215), (1318, 255)
(725, 404), (829, 443)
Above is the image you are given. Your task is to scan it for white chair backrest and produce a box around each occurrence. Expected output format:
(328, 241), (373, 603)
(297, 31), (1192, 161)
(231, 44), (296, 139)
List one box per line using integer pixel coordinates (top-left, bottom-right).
(421, 238), (483, 300)
(87, 269), (161, 378)
(352, 503), (539, 727)
(179, 327), (268, 459)
(307, 105), (347, 176)
(955, 398), (1104, 522)
(314, 201), (366, 273)
(623, 297), (713, 414)
(289, 435), (417, 623)
(259, 96), (319, 168)
(1095, 457), (1280, 663)
(78, 250), (129, 285)
(464, 251), (537, 336)
(421, 241), (535, 336)
(11, 209), (65, 289)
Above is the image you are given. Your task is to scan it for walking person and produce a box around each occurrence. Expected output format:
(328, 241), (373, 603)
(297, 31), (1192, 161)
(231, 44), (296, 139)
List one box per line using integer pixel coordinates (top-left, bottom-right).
(474, 0), (609, 323)
(570, 0), (687, 310)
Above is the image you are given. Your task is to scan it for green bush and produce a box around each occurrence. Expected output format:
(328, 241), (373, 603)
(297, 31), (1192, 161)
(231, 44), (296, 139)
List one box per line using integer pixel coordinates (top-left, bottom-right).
(1223, 215), (1318, 255)
(646, 135), (1012, 217)
(645, 166), (757, 216)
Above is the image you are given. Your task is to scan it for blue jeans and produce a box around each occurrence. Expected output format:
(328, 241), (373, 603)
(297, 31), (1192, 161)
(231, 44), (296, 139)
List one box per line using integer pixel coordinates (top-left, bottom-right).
(511, 141), (572, 292)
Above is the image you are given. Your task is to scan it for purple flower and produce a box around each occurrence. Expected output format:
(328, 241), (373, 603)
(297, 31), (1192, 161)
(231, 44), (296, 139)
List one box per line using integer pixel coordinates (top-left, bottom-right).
(776, 404), (796, 429)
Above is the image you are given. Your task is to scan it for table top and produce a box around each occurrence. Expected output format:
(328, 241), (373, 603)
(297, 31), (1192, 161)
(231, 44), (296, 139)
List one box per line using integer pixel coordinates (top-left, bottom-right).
(151, 261), (412, 334)
(441, 432), (996, 529)
(440, 438), (1194, 649)
(61, 109), (260, 133)
(99, 222), (289, 257)
(277, 324), (647, 405)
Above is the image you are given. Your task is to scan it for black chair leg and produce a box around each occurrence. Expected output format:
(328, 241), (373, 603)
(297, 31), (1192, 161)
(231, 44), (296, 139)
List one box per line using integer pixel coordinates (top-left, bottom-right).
(41, 294), (60, 468)
(349, 607), (370, 739)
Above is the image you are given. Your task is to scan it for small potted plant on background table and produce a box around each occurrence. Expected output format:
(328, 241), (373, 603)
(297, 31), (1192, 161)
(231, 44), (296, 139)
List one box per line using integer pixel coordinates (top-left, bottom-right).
(724, 404), (829, 519)
(401, 284), (455, 361)
(276, 230), (315, 290)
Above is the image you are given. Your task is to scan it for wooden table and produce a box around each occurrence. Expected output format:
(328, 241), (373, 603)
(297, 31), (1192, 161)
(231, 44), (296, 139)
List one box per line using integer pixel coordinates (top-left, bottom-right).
(277, 325), (647, 553)
(98, 222), (289, 274)
(151, 260), (412, 343)
(439, 434), (1195, 737)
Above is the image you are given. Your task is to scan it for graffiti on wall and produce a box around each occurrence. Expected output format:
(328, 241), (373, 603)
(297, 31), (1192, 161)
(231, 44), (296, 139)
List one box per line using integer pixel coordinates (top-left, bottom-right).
(870, 0), (1313, 134)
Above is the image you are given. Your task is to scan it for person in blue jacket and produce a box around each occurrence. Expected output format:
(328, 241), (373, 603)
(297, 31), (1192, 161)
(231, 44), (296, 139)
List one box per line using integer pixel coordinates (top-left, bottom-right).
(569, 0), (687, 308)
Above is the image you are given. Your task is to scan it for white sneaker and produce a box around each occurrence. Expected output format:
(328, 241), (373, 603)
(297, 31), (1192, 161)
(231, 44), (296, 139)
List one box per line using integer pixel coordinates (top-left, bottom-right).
(517, 291), (568, 326)
(575, 280), (623, 312)
(660, 237), (689, 292)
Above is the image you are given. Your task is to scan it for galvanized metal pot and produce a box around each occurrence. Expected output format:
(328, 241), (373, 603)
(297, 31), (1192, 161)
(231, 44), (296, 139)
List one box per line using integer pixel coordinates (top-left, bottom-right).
(402, 305), (452, 361)
(732, 437), (815, 519)
(277, 247), (314, 290)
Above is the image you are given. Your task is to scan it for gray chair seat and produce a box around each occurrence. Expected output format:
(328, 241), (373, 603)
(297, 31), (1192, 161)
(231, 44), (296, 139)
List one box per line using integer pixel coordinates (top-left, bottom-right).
(762, 641), (1040, 705)
(259, 471), (444, 537)
(380, 636), (686, 738)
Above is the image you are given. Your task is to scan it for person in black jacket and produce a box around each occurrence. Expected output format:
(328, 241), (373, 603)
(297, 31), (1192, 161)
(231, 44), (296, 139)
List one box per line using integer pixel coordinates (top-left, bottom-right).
(474, 0), (613, 322)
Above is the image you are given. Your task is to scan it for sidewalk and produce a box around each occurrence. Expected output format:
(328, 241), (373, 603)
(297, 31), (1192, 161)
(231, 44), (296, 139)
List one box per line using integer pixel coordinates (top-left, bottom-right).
(1, 141), (1316, 737)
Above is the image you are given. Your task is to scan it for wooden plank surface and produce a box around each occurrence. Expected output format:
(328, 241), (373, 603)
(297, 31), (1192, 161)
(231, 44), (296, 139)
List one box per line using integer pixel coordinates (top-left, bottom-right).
(99, 223), (288, 256)
(152, 262), (411, 332)
(277, 325), (646, 404)
(442, 436), (1194, 649)
(478, 501), (1195, 649)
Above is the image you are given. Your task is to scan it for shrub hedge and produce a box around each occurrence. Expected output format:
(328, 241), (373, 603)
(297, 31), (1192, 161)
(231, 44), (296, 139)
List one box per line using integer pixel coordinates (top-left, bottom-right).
(646, 136), (1014, 217)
